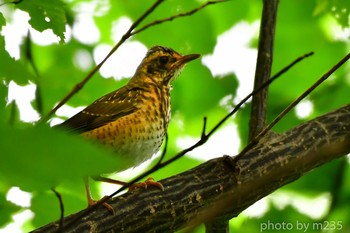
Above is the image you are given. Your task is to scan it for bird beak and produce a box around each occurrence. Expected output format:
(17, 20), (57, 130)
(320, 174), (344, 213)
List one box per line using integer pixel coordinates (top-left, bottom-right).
(167, 53), (200, 84)
(177, 53), (200, 66)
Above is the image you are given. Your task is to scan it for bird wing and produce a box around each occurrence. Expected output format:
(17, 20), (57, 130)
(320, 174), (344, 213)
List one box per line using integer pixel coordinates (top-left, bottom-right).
(56, 85), (143, 134)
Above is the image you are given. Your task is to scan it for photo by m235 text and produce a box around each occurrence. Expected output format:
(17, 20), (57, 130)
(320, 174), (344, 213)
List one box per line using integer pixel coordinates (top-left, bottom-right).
(260, 220), (343, 232)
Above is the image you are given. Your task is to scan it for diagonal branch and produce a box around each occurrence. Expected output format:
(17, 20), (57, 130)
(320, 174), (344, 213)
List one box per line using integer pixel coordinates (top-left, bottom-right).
(31, 103), (350, 232)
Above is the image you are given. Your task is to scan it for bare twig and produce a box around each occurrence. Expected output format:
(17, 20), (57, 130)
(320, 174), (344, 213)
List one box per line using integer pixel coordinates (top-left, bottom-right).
(131, 0), (229, 35)
(39, 0), (226, 124)
(51, 188), (64, 232)
(201, 117), (208, 139)
(205, 52), (314, 139)
(234, 52), (350, 162)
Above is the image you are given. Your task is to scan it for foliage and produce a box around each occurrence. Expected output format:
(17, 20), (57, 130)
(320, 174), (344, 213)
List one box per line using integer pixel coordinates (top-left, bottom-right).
(0, 0), (349, 232)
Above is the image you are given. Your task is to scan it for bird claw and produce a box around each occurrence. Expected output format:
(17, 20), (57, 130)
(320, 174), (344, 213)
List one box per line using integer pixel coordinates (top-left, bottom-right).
(87, 196), (115, 214)
(129, 177), (164, 192)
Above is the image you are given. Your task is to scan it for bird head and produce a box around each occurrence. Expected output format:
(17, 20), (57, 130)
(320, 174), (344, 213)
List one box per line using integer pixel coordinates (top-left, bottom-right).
(134, 46), (200, 86)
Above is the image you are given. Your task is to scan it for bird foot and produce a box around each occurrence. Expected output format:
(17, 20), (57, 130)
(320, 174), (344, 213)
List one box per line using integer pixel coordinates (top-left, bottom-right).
(87, 196), (115, 214)
(129, 177), (164, 191)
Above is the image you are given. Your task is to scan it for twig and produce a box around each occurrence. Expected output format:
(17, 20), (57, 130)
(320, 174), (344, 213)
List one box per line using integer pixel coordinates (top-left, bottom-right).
(131, 0), (229, 35)
(39, 0), (165, 124)
(234, 52), (350, 162)
(39, 0), (226, 124)
(201, 117), (208, 139)
(51, 188), (64, 232)
(205, 52), (314, 139)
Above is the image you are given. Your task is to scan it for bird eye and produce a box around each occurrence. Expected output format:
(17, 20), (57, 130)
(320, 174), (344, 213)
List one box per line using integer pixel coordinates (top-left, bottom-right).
(158, 56), (169, 65)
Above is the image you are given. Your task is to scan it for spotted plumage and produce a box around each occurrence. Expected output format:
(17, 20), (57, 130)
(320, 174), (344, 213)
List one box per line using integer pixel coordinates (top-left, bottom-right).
(55, 46), (199, 208)
(57, 46), (199, 170)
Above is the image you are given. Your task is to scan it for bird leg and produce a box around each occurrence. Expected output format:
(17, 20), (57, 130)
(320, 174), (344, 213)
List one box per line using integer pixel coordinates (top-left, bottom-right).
(84, 177), (114, 213)
(83, 176), (163, 214)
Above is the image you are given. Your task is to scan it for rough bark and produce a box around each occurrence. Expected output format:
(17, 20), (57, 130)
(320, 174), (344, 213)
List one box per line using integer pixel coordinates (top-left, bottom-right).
(31, 104), (350, 233)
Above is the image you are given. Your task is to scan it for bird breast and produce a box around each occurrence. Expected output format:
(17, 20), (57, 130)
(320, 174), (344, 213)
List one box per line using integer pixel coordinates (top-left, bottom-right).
(83, 85), (171, 171)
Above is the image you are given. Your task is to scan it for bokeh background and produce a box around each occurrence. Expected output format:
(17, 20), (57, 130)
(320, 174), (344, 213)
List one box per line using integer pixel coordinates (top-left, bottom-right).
(0, 0), (350, 232)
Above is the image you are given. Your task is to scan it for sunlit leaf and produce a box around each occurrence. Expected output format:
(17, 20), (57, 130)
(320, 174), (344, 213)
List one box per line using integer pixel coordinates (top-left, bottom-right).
(17, 0), (67, 42)
(0, 35), (35, 84)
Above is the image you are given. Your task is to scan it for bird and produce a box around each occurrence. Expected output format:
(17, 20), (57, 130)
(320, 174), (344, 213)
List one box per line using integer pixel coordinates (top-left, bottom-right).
(55, 45), (200, 209)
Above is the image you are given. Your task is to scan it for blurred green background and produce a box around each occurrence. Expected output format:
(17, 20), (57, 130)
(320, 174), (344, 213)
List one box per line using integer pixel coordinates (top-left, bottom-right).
(0, 0), (349, 232)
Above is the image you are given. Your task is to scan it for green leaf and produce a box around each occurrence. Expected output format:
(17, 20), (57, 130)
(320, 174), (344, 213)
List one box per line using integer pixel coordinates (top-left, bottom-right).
(0, 35), (35, 84)
(17, 0), (67, 42)
(0, 191), (21, 228)
(0, 123), (129, 192)
(0, 12), (5, 29)
(316, 0), (350, 28)
(172, 64), (238, 121)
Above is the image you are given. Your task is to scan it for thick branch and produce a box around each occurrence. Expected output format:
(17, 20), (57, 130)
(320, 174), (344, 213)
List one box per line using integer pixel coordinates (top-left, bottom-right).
(32, 104), (350, 233)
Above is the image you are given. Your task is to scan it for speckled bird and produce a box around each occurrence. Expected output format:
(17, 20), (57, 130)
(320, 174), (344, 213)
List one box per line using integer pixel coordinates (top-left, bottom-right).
(56, 46), (199, 207)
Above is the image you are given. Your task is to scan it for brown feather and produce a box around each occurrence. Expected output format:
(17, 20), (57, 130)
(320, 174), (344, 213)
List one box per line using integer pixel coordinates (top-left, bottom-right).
(56, 84), (145, 133)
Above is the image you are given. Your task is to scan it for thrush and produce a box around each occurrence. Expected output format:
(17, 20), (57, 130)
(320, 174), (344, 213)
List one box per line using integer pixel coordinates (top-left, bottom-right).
(56, 45), (200, 208)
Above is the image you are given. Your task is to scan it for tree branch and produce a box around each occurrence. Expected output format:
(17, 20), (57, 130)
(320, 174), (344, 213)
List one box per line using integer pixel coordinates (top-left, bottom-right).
(31, 104), (350, 233)
(249, 0), (279, 140)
